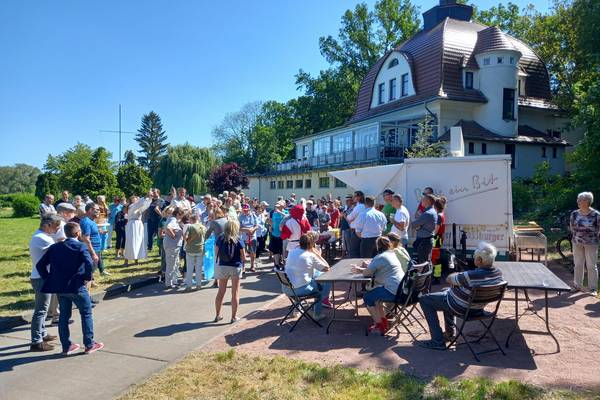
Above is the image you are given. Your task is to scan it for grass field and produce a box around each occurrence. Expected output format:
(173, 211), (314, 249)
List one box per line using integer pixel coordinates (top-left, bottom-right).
(0, 211), (160, 317)
(120, 351), (597, 400)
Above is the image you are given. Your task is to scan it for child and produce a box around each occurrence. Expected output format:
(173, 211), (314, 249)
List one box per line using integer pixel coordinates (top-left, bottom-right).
(183, 214), (207, 290)
(114, 204), (127, 259)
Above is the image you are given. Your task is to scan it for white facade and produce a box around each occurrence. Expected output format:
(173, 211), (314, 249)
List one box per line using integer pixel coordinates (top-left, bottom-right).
(370, 52), (415, 108)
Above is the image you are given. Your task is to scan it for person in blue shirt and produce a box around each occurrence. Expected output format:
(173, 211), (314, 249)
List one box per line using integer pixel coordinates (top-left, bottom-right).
(36, 222), (104, 355)
(80, 202), (109, 277)
(238, 203), (259, 272)
(107, 196), (123, 250)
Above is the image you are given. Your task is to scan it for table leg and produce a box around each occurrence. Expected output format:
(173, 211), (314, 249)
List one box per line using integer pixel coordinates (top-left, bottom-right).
(506, 288), (519, 348)
(544, 289), (560, 352)
(326, 281), (335, 334)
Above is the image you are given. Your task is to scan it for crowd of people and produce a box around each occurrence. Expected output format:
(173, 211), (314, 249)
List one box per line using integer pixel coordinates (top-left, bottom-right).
(28, 185), (598, 355)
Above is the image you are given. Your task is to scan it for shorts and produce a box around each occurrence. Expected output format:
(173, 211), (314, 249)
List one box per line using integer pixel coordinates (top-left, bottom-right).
(268, 236), (283, 254)
(214, 265), (243, 280)
(363, 286), (396, 307)
(244, 239), (257, 254)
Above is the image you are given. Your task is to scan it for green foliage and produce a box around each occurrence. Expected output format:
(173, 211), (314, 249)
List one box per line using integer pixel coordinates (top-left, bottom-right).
(11, 193), (40, 217)
(153, 143), (217, 195)
(0, 164), (40, 194)
(511, 179), (535, 217)
(135, 111), (168, 177)
(208, 163), (249, 194)
(117, 154), (153, 198)
(34, 172), (60, 201)
(44, 143), (93, 192)
(0, 193), (21, 208)
(71, 147), (119, 199)
(404, 115), (448, 158)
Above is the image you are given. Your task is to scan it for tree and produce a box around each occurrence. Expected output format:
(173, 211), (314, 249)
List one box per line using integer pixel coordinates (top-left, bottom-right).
(153, 144), (217, 195)
(117, 151), (153, 198)
(35, 172), (60, 200)
(135, 111), (168, 176)
(44, 143), (93, 191)
(71, 147), (119, 199)
(0, 164), (41, 194)
(208, 163), (249, 194)
(404, 115), (448, 158)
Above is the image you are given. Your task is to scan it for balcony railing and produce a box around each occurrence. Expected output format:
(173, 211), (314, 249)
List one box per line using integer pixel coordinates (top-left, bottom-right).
(270, 145), (406, 174)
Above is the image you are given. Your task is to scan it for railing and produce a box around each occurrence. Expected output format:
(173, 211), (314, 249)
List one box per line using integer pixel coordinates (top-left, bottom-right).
(270, 145), (405, 173)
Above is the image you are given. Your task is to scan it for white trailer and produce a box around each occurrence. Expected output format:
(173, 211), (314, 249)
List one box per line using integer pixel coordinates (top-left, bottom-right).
(328, 154), (514, 254)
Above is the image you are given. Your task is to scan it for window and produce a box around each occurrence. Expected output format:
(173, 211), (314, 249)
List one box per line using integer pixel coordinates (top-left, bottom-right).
(505, 144), (516, 169)
(481, 143), (487, 155)
(518, 78), (526, 96)
(541, 147), (547, 158)
(270, 181), (276, 190)
(332, 132), (352, 153)
(552, 147), (557, 159)
(497, 57), (503, 64)
(388, 58), (399, 68)
(483, 57), (490, 65)
(356, 125), (378, 148)
(305, 179), (312, 189)
(502, 88), (515, 120)
(334, 178), (347, 188)
(389, 78), (397, 101)
(295, 179), (303, 188)
(313, 137), (330, 156)
(378, 83), (385, 104)
(286, 180), (293, 189)
(277, 181), (284, 189)
(510, 56), (515, 64)
(401, 73), (409, 97)
(319, 177), (330, 188)
(465, 71), (473, 89)
(302, 145), (309, 158)
(468, 142), (475, 154)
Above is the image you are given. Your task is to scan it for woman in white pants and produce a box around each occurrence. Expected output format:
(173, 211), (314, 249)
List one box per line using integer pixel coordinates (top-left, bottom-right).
(124, 193), (152, 265)
(570, 191), (600, 296)
(163, 207), (185, 288)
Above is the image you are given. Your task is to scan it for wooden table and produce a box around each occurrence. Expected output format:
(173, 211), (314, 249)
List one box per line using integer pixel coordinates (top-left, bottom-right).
(315, 258), (372, 334)
(495, 261), (571, 351)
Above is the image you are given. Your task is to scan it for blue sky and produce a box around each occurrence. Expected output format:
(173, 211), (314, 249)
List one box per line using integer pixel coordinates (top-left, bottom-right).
(0, 0), (551, 169)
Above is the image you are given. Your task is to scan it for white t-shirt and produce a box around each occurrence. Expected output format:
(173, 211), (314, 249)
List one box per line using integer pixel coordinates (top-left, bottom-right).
(52, 220), (67, 243)
(29, 230), (55, 279)
(347, 203), (366, 229)
(390, 205), (410, 239)
(285, 218), (302, 251)
(285, 247), (329, 288)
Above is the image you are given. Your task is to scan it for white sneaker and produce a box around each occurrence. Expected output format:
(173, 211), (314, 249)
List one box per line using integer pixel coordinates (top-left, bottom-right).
(309, 312), (326, 321)
(590, 291), (598, 297)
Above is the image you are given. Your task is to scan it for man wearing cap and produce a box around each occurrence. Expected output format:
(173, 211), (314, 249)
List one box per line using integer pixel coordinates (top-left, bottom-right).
(239, 203), (259, 272)
(382, 189), (396, 234)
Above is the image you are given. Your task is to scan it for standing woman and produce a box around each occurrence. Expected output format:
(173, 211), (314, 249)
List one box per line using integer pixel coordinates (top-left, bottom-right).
(183, 213), (207, 290)
(107, 196), (123, 249)
(214, 220), (246, 323)
(163, 207), (185, 288)
(96, 195), (110, 251)
(114, 200), (127, 259)
(255, 204), (269, 259)
(570, 192), (600, 296)
(124, 192), (152, 265)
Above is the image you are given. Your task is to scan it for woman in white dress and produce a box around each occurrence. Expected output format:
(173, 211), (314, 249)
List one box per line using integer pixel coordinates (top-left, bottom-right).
(124, 192), (152, 265)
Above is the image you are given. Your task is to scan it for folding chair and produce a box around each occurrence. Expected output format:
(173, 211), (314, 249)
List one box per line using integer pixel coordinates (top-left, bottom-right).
(446, 281), (508, 361)
(275, 270), (324, 332)
(385, 261), (432, 339)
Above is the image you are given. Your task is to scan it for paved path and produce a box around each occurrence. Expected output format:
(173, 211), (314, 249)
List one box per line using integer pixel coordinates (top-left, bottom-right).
(0, 263), (281, 400)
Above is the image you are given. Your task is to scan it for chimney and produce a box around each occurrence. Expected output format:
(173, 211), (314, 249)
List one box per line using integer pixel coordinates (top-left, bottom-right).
(449, 126), (465, 157)
(423, 0), (474, 30)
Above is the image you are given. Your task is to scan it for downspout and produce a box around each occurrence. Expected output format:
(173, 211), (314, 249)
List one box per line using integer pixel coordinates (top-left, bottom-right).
(424, 100), (439, 139)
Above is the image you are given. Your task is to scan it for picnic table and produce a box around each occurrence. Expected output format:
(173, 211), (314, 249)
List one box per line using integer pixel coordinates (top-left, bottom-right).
(495, 261), (571, 352)
(315, 258), (371, 334)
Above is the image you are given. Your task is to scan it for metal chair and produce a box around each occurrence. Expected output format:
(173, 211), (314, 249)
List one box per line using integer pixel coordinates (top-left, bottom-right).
(275, 270), (323, 332)
(385, 261), (432, 339)
(446, 281), (508, 361)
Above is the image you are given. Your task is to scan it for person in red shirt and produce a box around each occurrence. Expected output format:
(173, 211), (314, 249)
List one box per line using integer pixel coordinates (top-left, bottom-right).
(432, 196), (447, 284)
(328, 200), (340, 229)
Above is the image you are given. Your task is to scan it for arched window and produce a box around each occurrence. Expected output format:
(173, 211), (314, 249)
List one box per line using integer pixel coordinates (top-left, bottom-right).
(388, 58), (399, 68)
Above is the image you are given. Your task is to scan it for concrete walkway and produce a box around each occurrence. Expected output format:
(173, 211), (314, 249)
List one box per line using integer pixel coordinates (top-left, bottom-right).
(0, 262), (281, 400)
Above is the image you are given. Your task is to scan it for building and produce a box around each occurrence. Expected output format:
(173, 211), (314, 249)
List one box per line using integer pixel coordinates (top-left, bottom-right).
(248, 0), (574, 205)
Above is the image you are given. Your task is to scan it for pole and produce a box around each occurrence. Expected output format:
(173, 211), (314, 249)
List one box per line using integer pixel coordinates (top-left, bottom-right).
(118, 104), (122, 165)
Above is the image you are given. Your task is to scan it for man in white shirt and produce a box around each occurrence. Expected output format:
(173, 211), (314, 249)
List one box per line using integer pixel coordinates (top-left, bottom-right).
(29, 214), (61, 351)
(390, 194), (410, 247)
(355, 196), (387, 258)
(172, 187), (191, 211)
(345, 191), (366, 258)
(39, 194), (56, 216)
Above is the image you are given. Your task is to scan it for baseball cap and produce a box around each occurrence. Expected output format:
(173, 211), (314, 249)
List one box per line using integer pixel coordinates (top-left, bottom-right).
(260, 201), (269, 207)
(383, 188), (394, 195)
(345, 194), (353, 199)
(242, 203), (250, 210)
(57, 203), (76, 212)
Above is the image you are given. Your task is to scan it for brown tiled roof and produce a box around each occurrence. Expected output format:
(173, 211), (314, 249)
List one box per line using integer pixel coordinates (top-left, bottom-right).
(518, 96), (559, 110)
(349, 18), (553, 123)
(438, 120), (569, 146)
(472, 26), (519, 55)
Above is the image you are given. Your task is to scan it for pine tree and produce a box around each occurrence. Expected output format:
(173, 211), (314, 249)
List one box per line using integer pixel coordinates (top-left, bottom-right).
(404, 115), (448, 159)
(135, 111), (168, 177)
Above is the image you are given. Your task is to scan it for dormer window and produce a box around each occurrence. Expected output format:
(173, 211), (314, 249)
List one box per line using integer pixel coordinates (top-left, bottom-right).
(465, 71), (474, 89)
(378, 83), (385, 105)
(510, 56), (515, 64)
(497, 57), (504, 64)
(388, 58), (399, 68)
(401, 74), (409, 97)
(518, 78), (526, 96)
(389, 78), (397, 101)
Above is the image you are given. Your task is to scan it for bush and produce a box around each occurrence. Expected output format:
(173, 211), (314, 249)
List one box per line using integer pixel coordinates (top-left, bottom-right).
(12, 193), (40, 217)
(0, 193), (20, 208)
(512, 179), (534, 218)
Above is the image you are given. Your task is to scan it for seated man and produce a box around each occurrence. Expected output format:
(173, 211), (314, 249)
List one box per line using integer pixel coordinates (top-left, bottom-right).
(418, 242), (503, 350)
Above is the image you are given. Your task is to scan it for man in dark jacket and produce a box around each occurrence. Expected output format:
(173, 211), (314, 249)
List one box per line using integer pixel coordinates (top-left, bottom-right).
(36, 222), (104, 355)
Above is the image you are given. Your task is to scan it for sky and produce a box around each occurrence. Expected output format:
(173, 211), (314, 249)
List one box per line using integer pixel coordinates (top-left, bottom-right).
(0, 0), (552, 169)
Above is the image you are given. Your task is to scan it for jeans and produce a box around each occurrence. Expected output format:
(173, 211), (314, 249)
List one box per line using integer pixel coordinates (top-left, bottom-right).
(360, 237), (377, 258)
(115, 227), (126, 250)
(147, 219), (160, 251)
(419, 290), (454, 344)
(107, 222), (114, 248)
(30, 278), (51, 344)
(347, 230), (361, 258)
(58, 287), (95, 351)
(185, 252), (204, 287)
(93, 252), (105, 273)
(363, 285), (396, 307)
(413, 237), (434, 263)
(282, 278), (331, 315)
(342, 229), (352, 253)
(573, 243), (599, 291)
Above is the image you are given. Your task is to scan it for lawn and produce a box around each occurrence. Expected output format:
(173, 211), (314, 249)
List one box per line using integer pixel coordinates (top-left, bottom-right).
(0, 212), (161, 317)
(120, 351), (597, 400)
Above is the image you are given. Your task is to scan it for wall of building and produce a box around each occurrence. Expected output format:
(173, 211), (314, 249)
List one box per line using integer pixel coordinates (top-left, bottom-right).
(438, 101), (477, 134)
(370, 51), (415, 109)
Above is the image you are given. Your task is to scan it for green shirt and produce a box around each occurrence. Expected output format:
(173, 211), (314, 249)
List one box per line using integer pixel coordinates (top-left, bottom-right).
(382, 203), (396, 234)
(185, 223), (206, 254)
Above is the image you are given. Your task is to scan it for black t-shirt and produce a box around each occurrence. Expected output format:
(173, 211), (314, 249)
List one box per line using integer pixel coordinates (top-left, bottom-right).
(216, 235), (244, 268)
(147, 198), (165, 222)
(306, 209), (318, 226)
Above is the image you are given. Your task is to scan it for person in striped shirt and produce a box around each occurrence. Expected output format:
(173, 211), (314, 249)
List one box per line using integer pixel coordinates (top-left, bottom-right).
(418, 242), (504, 350)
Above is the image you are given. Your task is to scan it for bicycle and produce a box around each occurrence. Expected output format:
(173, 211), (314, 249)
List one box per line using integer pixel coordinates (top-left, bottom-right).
(550, 213), (573, 266)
